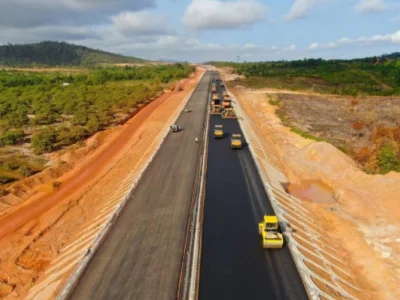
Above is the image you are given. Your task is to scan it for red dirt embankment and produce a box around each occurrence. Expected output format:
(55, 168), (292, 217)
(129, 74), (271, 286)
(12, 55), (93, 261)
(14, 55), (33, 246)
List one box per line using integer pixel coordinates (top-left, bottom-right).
(0, 67), (204, 299)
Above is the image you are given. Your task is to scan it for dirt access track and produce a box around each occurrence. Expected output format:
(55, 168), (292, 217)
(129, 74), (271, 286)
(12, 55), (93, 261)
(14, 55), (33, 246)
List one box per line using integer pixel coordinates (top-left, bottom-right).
(0, 67), (205, 299)
(220, 67), (400, 299)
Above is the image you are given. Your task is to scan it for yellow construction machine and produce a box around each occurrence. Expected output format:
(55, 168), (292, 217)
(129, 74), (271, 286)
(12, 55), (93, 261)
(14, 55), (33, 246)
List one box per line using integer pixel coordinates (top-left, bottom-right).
(214, 125), (224, 138)
(258, 215), (284, 249)
(230, 134), (242, 149)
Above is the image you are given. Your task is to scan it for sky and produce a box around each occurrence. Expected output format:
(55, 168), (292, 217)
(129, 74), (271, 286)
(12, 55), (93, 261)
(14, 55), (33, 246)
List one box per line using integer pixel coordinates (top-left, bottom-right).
(0, 0), (400, 62)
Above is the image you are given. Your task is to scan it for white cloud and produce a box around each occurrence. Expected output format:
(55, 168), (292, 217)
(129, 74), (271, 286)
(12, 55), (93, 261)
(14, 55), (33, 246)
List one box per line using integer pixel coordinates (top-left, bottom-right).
(284, 0), (325, 21)
(309, 30), (400, 51)
(111, 11), (174, 35)
(283, 44), (296, 51)
(308, 42), (337, 50)
(182, 0), (267, 30)
(337, 37), (353, 45)
(355, 0), (386, 14)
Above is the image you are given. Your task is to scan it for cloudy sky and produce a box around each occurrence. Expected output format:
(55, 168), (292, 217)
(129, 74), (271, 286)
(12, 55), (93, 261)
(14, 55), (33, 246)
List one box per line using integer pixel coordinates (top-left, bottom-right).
(1, 0), (400, 62)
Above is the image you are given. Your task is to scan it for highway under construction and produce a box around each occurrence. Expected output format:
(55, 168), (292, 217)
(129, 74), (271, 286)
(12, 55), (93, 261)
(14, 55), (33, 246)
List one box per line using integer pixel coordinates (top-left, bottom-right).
(68, 70), (307, 300)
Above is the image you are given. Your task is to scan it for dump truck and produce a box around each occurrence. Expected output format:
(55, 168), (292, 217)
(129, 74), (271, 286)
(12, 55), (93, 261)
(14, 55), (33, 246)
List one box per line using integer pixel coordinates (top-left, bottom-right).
(170, 124), (181, 132)
(214, 125), (224, 138)
(258, 215), (284, 249)
(230, 134), (242, 149)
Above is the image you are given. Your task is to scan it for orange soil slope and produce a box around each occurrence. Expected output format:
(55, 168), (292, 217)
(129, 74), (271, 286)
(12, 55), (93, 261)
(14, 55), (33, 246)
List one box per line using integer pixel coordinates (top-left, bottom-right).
(0, 68), (204, 299)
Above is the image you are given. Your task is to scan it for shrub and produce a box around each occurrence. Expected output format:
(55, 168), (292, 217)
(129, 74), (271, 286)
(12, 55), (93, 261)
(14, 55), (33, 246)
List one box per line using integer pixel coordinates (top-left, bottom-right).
(17, 165), (32, 177)
(2, 162), (13, 171)
(268, 98), (280, 106)
(0, 129), (25, 146)
(378, 143), (400, 174)
(56, 126), (88, 146)
(31, 128), (57, 154)
(86, 117), (100, 134)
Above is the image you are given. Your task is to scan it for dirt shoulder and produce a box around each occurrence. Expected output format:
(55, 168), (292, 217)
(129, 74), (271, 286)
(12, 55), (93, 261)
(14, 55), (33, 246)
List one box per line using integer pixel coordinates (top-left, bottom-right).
(0, 67), (205, 299)
(229, 85), (400, 299)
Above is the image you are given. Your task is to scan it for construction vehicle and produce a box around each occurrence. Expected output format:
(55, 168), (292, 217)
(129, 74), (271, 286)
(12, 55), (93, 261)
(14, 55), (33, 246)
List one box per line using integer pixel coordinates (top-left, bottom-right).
(258, 215), (284, 249)
(212, 83), (217, 93)
(214, 125), (224, 138)
(223, 99), (232, 109)
(210, 94), (222, 114)
(230, 134), (242, 149)
(170, 124), (181, 132)
(222, 107), (237, 119)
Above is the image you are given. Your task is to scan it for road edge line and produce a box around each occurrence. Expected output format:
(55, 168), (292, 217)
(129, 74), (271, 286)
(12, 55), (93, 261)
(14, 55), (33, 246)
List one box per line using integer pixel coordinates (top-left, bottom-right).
(56, 71), (206, 300)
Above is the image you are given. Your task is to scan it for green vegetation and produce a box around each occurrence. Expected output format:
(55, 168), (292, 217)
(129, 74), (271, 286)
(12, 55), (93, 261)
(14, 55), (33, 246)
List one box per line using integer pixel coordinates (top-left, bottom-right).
(210, 53), (400, 96)
(268, 95), (280, 106)
(0, 63), (194, 153)
(290, 127), (325, 142)
(0, 63), (194, 187)
(0, 41), (144, 67)
(377, 143), (400, 174)
(0, 130), (25, 146)
(0, 151), (47, 186)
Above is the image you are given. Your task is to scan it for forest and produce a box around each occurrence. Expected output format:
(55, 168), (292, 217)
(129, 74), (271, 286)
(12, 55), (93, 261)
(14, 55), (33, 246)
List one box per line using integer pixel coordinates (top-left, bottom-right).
(0, 41), (144, 67)
(0, 63), (194, 155)
(211, 54), (400, 96)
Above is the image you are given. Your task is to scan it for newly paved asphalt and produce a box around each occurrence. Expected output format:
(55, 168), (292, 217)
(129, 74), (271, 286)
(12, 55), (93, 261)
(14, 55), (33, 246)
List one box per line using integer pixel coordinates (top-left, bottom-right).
(69, 72), (211, 300)
(199, 77), (308, 300)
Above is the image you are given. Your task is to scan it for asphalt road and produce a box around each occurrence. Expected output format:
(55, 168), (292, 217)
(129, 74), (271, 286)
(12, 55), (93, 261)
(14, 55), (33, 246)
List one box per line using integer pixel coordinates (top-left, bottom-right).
(69, 71), (211, 300)
(199, 78), (308, 300)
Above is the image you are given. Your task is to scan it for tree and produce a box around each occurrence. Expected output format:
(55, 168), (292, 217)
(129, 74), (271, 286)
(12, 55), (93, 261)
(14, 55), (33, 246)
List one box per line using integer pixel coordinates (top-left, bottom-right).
(0, 129), (25, 146)
(31, 128), (57, 154)
(86, 116), (100, 134)
(72, 107), (88, 125)
(7, 110), (29, 127)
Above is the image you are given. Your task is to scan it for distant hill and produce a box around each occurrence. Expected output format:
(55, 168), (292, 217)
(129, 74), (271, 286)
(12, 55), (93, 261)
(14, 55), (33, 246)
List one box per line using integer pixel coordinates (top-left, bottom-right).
(157, 58), (184, 63)
(0, 41), (145, 67)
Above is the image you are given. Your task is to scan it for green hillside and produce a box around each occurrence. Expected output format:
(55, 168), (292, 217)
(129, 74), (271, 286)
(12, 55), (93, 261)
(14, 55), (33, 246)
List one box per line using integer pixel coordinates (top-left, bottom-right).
(209, 52), (400, 96)
(0, 41), (145, 67)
